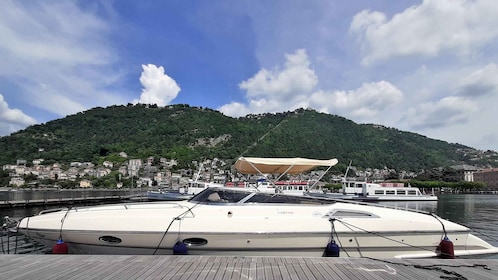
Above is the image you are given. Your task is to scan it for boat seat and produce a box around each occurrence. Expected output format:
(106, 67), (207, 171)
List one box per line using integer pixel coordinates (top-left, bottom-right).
(207, 192), (222, 202)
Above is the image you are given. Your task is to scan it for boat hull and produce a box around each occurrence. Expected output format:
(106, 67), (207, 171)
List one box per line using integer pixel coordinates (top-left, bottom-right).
(18, 227), (496, 258)
(16, 200), (498, 258)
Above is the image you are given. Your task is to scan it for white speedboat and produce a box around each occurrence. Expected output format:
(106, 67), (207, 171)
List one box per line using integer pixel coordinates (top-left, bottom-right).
(16, 157), (498, 258)
(16, 186), (498, 258)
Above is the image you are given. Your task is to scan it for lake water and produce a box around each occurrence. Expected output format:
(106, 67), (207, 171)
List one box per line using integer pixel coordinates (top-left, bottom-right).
(1, 194), (498, 256)
(378, 194), (498, 257)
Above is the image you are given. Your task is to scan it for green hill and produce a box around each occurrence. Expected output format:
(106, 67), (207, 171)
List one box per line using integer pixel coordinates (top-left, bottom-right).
(0, 104), (496, 172)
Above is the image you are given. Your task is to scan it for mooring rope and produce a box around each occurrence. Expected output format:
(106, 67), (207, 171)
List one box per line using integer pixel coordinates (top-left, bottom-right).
(152, 203), (201, 255)
(58, 208), (72, 240)
(334, 219), (437, 254)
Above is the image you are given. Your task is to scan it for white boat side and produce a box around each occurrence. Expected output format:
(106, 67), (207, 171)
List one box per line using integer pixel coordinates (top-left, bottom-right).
(16, 157), (496, 258)
(17, 187), (498, 258)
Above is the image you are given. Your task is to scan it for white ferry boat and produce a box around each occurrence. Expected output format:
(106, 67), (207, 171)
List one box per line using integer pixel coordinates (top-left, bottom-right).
(320, 181), (438, 202)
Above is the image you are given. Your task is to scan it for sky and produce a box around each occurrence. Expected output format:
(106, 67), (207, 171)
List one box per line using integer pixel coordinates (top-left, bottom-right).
(1, 0), (498, 152)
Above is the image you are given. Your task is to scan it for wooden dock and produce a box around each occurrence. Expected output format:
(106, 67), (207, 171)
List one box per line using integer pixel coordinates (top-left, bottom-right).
(0, 195), (143, 208)
(0, 255), (496, 279)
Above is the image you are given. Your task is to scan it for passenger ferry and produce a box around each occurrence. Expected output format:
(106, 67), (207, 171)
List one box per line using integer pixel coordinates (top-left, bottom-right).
(321, 181), (438, 202)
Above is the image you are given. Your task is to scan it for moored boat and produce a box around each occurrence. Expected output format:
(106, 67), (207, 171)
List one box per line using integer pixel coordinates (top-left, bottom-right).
(15, 157), (497, 258)
(314, 181), (438, 202)
(15, 186), (497, 258)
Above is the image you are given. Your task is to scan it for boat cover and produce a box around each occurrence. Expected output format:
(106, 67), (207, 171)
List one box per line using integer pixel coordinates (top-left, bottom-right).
(234, 157), (338, 175)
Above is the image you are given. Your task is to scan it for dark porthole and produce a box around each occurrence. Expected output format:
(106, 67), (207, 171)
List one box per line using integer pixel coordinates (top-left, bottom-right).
(99, 236), (122, 244)
(183, 238), (208, 246)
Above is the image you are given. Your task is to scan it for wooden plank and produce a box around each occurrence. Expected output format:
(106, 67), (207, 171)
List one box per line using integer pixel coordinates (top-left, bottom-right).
(1, 255), (498, 279)
(194, 256), (217, 280)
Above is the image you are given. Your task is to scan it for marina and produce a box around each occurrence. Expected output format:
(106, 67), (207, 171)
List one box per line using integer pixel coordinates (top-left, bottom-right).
(2, 192), (498, 278)
(8, 157), (498, 259)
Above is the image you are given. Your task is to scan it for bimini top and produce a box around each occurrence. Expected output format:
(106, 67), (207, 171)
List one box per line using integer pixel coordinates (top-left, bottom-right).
(234, 157), (339, 175)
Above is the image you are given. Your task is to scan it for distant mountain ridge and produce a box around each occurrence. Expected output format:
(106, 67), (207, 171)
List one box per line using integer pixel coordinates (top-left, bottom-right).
(0, 104), (496, 171)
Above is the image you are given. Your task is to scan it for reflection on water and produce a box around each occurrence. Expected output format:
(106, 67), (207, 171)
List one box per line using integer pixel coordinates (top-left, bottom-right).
(379, 194), (498, 251)
(378, 200), (438, 213)
(1, 205), (57, 220)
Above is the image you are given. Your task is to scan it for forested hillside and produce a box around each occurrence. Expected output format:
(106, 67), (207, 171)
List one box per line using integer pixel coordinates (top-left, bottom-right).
(0, 104), (496, 172)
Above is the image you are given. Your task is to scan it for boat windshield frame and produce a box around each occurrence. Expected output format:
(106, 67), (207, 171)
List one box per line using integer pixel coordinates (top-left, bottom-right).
(189, 187), (336, 205)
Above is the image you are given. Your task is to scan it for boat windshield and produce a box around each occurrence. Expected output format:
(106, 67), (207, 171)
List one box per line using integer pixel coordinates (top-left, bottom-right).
(190, 187), (335, 205)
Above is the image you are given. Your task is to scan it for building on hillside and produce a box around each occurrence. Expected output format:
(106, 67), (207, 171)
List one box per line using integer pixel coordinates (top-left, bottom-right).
(128, 159), (142, 177)
(32, 159), (44, 165)
(9, 176), (25, 187)
(118, 166), (128, 176)
(79, 179), (93, 188)
(450, 165), (480, 182)
(473, 168), (498, 190)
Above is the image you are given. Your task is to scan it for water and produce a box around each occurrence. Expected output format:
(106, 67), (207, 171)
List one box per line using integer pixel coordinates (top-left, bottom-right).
(378, 194), (498, 256)
(1, 194), (498, 255)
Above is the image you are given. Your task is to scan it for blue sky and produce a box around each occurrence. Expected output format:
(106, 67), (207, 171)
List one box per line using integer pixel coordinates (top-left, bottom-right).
(1, 0), (498, 152)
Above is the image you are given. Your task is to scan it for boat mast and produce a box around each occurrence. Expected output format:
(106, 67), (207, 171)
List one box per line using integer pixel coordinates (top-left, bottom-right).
(344, 160), (352, 182)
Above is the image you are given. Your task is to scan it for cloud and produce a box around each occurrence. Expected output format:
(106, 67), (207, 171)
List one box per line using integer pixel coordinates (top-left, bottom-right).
(0, 1), (126, 122)
(350, 0), (498, 65)
(239, 49), (318, 98)
(403, 96), (478, 130)
(221, 48), (403, 125)
(135, 64), (181, 106)
(219, 49), (317, 116)
(310, 81), (403, 122)
(457, 63), (498, 98)
(0, 94), (36, 135)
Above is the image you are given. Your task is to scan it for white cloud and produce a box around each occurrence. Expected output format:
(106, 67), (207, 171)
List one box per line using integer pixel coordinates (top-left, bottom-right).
(217, 102), (251, 117)
(403, 96), (478, 129)
(310, 81), (403, 122)
(136, 64), (181, 106)
(0, 1), (126, 124)
(220, 49), (317, 116)
(0, 94), (36, 135)
(239, 49), (318, 98)
(350, 0), (498, 65)
(457, 63), (498, 98)
(221, 49), (403, 125)
(0, 1), (113, 66)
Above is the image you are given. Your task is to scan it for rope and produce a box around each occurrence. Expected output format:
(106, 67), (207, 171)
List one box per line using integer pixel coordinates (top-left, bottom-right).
(58, 208), (72, 240)
(2, 216), (20, 254)
(430, 213), (448, 237)
(238, 118), (288, 157)
(152, 203), (200, 255)
(335, 219), (436, 254)
(328, 218), (350, 257)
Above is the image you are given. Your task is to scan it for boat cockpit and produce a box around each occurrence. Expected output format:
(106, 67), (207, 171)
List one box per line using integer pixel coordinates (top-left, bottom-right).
(189, 187), (335, 205)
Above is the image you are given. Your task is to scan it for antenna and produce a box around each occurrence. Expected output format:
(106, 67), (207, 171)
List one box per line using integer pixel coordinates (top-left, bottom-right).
(343, 160), (352, 182)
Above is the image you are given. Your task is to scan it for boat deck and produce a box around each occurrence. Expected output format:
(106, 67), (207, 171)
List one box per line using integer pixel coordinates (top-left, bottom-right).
(1, 255), (496, 279)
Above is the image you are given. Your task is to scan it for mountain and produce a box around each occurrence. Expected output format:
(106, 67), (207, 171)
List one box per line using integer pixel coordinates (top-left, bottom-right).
(0, 104), (496, 172)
